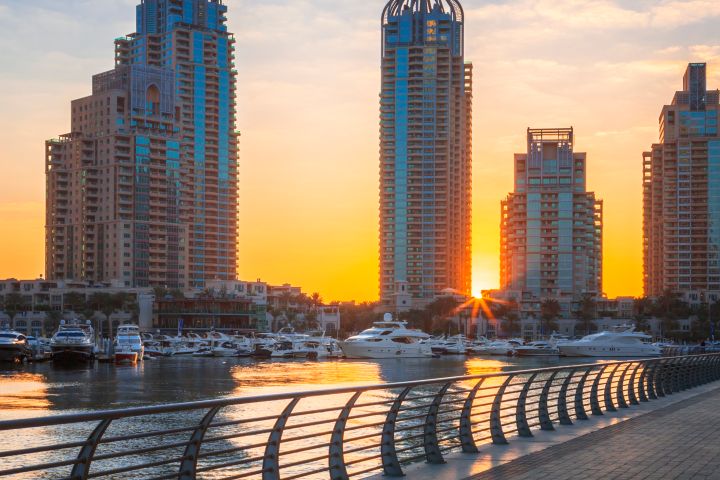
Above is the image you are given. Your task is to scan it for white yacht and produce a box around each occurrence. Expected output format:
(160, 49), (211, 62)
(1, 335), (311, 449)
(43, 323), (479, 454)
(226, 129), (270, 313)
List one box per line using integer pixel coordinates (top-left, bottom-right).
(0, 329), (32, 363)
(558, 326), (661, 357)
(113, 324), (144, 363)
(50, 320), (95, 363)
(424, 335), (467, 355)
(339, 315), (432, 359)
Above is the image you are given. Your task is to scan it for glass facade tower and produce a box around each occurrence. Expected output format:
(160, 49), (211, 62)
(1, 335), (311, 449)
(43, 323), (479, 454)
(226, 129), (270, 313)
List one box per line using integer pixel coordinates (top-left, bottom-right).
(643, 63), (720, 298)
(500, 128), (603, 300)
(379, 0), (473, 309)
(46, 0), (238, 289)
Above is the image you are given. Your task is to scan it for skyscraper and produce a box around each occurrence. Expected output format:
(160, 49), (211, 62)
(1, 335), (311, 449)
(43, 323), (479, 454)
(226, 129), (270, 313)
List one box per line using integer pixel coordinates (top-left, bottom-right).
(46, 0), (238, 289)
(379, 0), (473, 310)
(500, 128), (603, 301)
(643, 63), (720, 298)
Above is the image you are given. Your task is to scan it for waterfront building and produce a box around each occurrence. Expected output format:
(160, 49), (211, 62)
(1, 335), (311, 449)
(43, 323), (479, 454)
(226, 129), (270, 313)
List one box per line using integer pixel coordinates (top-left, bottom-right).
(499, 128), (603, 312)
(643, 63), (720, 300)
(0, 278), (154, 335)
(379, 0), (473, 310)
(45, 0), (238, 290)
(153, 297), (268, 333)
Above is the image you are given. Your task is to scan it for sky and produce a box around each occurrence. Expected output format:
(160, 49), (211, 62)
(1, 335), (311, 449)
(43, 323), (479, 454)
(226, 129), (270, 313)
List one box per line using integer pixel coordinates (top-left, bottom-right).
(2, 0), (720, 302)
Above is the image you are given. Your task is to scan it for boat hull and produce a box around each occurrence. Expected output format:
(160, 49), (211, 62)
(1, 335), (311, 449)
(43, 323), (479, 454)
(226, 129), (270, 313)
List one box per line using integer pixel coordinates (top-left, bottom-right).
(114, 352), (138, 364)
(339, 342), (433, 359)
(51, 346), (95, 363)
(0, 345), (31, 363)
(559, 345), (661, 357)
(514, 349), (560, 357)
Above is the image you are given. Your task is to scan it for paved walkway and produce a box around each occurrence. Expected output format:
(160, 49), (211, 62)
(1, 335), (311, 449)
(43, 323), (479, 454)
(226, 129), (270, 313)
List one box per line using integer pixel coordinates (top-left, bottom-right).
(468, 387), (720, 480)
(372, 382), (720, 480)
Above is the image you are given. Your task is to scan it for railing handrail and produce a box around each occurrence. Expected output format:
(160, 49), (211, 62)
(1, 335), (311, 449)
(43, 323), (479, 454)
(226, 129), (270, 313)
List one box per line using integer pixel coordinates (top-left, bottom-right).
(0, 353), (709, 431)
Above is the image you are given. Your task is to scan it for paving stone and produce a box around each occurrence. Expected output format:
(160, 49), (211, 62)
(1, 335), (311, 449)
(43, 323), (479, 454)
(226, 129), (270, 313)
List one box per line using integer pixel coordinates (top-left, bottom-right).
(466, 387), (720, 480)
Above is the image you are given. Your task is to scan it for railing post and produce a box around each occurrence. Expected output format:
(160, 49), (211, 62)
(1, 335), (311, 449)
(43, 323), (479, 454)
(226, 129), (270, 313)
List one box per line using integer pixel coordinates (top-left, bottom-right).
(515, 373), (538, 437)
(603, 364), (620, 412)
(557, 369), (576, 426)
(262, 398), (300, 480)
(574, 367), (593, 420)
(589, 365), (609, 416)
(666, 358), (679, 394)
(637, 361), (650, 402)
(460, 379), (485, 453)
(615, 363), (630, 409)
(424, 382), (452, 465)
(329, 392), (362, 480)
(679, 357), (691, 390)
(70, 419), (112, 480)
(538, 371), (559, 431)
(490, 375), (515, 445)
(627, 362), (642, 406)
(654, 360), (667, 398)
(646, 360), (659, 399)
(381, 387), (412, 477)
(178, 407), (221, 480)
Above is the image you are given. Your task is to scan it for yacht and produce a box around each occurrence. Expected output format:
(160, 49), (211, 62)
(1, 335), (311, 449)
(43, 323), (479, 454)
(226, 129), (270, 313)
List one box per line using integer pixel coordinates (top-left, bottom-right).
(113, 324), (144, 364)
(482, 340), (520, 356)
(50, 320), (95, 363)
(558, 325), (661, 357)
(339, 315), (432, 359)
(424, 335), (468, 355)
(0, 329), (32, 363)
(514, 341), (560, 357)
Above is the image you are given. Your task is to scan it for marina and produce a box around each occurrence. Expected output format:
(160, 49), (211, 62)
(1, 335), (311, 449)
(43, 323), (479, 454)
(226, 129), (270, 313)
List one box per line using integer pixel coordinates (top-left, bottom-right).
(1, 353), (718, 479)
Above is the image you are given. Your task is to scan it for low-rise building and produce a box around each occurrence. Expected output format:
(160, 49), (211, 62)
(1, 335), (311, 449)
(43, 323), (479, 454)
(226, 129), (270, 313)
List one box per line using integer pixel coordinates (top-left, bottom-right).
(153, 297), (268, 334)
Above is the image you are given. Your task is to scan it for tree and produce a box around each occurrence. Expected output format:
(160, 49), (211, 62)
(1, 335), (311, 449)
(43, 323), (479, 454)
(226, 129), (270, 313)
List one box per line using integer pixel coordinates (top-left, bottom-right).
(63, 292), (86, 313)
(2, 293), (29, 323)
(652, 290), (688, 339)
(577, 294), (596, 335)
(540, 299), (561, 336)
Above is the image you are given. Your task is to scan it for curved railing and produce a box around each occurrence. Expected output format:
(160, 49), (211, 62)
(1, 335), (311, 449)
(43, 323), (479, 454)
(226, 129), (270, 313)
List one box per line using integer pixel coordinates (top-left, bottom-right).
(1, 354), (719, 479)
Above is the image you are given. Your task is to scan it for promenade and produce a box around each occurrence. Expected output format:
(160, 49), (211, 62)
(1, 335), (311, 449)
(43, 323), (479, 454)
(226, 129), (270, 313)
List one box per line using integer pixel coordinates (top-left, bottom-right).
(387, 381), (720, 480)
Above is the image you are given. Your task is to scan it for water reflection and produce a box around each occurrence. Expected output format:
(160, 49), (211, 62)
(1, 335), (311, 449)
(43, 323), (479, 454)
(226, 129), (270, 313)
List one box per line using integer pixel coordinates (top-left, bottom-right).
(0, 355), (612, 420)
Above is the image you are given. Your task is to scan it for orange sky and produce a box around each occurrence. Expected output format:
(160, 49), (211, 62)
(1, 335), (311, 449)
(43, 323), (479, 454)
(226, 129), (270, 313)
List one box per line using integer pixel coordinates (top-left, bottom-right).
(2, 1), (720, 302)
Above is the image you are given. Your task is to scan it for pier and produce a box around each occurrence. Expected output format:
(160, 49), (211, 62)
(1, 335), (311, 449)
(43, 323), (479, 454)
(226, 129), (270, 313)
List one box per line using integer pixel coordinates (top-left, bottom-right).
(0, 354), (718, 479)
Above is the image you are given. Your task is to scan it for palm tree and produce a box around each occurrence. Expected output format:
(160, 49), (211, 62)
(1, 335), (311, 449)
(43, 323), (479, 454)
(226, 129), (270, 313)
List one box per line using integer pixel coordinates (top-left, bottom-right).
(2, 292), (28, 326)
(577, 294), (596, 335)
(540, 299), (561, 337)
(63, 292), (86, 313)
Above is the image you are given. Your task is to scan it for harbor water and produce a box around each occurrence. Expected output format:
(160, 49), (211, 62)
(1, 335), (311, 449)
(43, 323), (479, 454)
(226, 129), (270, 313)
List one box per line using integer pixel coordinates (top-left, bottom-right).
(0, 356), (616, 479)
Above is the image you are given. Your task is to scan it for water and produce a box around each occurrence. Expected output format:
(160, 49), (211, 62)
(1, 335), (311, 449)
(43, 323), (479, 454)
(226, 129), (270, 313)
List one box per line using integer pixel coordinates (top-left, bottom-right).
(0, 356), (612, 479)
(0, 355), (604, 420)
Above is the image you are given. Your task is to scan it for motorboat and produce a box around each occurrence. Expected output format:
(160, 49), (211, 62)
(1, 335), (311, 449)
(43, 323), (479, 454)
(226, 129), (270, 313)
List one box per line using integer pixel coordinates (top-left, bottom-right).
(26, 336), (52, 362)
(482, 340), (520, 356)
(558, 325), (661, 357)
(465, 337), (491, 355)
(424, 335), (468, 355)
(270, 339), (303, 359)
(0, 329), (32, 363)
(303, 339), (343, 359)
(113, 324), (144, 364)
(250, 333), (278, 358)
(339, 314), (432, 359)
(514, 341), (560, 357)
(50, 320), (95, 363)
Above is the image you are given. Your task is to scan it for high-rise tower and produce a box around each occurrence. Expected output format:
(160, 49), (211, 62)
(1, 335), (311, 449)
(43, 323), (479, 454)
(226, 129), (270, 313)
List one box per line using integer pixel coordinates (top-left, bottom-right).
(379, 0), (472, 310)
(500, 128), (603, 300)
(643, 63), (720, 298)
(46, 0), (238, 289)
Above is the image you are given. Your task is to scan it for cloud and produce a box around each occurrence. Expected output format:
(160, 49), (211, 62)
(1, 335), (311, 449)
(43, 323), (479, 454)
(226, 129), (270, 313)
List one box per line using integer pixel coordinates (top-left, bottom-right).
(466, 0), (720, 33)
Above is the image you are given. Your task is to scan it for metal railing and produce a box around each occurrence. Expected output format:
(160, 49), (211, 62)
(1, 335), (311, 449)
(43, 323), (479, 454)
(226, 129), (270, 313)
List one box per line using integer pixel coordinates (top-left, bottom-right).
(1, 354), (719, 479)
